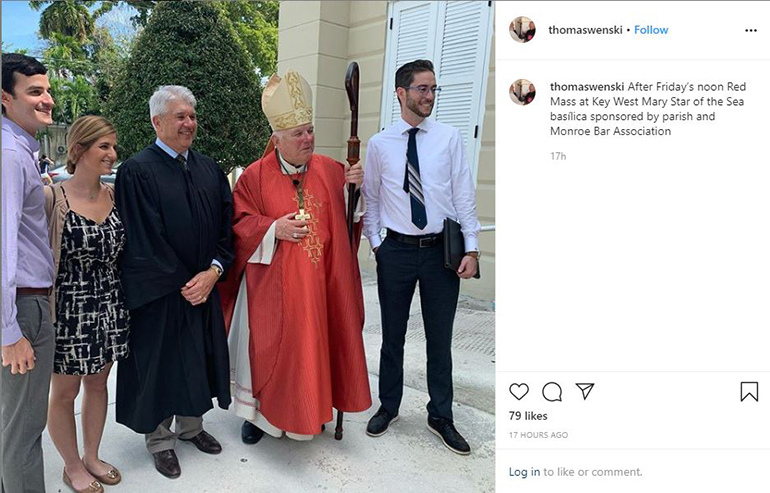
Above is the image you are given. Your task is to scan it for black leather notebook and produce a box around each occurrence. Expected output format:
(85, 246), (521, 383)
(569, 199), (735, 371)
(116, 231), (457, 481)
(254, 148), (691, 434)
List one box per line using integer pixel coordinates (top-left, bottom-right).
(443, 218), (481, 279)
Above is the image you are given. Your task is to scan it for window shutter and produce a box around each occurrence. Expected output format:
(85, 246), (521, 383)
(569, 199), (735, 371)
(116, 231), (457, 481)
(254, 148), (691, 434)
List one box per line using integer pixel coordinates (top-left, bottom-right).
(433, 1), (492, 180)
(380, 1), (492, 178)
(381, 1), (438, 130)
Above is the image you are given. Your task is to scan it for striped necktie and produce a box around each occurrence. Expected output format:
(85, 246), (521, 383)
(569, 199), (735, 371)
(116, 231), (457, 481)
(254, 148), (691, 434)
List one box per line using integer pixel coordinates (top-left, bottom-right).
(404, 127), (427, 229)
(176, 153), (187, 171)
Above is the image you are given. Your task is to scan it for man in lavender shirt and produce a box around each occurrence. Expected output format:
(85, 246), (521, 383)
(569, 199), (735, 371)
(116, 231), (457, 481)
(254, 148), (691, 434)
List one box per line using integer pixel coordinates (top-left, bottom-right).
(2, 53), (56, 493)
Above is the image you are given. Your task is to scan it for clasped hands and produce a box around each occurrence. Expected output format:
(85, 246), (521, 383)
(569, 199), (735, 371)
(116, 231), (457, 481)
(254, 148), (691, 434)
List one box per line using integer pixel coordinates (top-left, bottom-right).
(275, 162), (362, 244)
(276, 212), (309, 243)
(181, 266), (219, 306)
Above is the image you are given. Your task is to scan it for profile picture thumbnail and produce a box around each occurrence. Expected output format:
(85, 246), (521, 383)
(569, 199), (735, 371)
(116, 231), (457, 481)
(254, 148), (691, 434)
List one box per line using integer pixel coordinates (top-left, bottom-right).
(510, 16), (536, 43)
(510, 79), (536, 106)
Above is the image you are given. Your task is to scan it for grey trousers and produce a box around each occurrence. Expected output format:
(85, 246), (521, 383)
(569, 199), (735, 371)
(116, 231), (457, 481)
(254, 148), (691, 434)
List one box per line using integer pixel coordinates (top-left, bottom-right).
(1, 295), (55, 493)
(145, 415), (203, 454)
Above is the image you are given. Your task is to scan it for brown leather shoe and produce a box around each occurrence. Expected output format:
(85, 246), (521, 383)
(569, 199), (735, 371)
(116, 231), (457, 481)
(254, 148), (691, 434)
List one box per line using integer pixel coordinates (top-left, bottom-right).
(180, 430), (222, 454)
(152, 450), (181, 479)
(84, 460), (121, 486)
(63, 469), (103, 493)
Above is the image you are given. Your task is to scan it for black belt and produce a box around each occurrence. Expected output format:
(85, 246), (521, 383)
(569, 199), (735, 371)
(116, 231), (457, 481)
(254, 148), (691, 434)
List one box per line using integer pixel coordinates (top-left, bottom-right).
(17, 287), (51, 296)
(386, 229), (443, 248)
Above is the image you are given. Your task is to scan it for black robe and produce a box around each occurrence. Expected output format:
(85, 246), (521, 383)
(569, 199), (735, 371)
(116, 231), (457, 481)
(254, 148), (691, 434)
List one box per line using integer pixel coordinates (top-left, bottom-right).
(115, 143), (233, 433)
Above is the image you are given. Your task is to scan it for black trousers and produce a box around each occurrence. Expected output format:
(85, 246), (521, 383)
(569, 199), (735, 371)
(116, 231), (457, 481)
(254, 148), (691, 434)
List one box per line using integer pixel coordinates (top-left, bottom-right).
(375, 236), (460, 421)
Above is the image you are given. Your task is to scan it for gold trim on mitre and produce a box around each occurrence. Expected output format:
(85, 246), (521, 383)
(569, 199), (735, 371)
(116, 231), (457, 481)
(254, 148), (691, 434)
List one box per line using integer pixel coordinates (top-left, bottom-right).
(261, 71), (313, 131)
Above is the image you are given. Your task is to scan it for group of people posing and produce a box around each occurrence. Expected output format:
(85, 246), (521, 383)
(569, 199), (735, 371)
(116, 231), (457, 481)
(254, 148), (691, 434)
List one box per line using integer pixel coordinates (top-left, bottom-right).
(2, 54), (481, 492)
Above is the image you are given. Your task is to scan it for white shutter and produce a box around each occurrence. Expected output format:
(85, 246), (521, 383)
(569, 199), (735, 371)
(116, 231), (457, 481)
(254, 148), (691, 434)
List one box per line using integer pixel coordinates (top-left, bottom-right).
(380, 1), (493, 179)
(433, 1), (492, 180)
(380, 1), (438, 131)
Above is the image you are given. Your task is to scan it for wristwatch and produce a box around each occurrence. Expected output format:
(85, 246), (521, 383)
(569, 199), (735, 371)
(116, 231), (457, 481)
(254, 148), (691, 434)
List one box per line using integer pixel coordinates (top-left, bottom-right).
(210, 264), (223, 277)
(465, 251), (480, 259)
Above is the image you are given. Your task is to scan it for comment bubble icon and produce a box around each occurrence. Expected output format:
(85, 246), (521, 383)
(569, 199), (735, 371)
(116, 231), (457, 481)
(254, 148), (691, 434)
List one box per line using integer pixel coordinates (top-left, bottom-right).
(542, 382), (563, 402)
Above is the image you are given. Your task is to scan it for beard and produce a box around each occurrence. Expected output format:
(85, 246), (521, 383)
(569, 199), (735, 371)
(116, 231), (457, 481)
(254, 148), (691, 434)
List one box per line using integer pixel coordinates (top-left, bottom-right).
(405, 94), (434, 118)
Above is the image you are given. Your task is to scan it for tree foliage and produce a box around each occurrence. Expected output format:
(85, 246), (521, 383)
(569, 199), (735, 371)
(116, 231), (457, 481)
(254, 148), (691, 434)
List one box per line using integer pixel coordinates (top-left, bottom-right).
(31, 0), (96, 42)
(215, 1), (278, 76)
(42, 33), (88, 78)
(32, 1), (121, 123)
(89, 0), (279, 76)
(49, 75), (98, 124)
(104, 1), (269, 173)
(2, 42), (28, 55)
(92, 0), (157, 28)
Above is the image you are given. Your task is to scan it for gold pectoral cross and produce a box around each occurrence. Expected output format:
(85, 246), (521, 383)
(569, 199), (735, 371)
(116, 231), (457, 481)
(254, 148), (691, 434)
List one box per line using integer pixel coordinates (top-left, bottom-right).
(295, 209), (311, 221)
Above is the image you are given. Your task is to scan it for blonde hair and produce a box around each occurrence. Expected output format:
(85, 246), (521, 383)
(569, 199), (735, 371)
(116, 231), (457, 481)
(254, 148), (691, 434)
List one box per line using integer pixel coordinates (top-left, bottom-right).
(66, 116), (117, 173)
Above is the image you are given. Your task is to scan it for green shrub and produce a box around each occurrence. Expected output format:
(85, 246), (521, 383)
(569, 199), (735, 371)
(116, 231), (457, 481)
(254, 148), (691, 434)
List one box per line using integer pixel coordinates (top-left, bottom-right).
(105, 0), (269, 173)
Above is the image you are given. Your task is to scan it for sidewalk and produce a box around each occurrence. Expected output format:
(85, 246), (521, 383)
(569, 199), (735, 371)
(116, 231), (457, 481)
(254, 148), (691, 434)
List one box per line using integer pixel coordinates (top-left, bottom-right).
(42, 271), (495, 492)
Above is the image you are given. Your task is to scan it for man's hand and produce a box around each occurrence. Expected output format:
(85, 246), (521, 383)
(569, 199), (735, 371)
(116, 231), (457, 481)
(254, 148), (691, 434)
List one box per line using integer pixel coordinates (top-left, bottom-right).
(181, 268), (219, 306)
(275, 212), (309, 243)
(457, 255), (478, 279)
(345, 163), (363, 189)
(2, 337), (36, 375)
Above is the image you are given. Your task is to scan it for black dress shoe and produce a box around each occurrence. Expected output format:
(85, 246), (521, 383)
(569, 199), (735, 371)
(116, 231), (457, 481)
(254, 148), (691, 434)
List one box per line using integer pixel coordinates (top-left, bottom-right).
(180, 430), (222, 454)
(366, 407), (399, 437)
(241, 420), (264, 445)
(427, 416), (471, 455)
(152, 450), (181, 479)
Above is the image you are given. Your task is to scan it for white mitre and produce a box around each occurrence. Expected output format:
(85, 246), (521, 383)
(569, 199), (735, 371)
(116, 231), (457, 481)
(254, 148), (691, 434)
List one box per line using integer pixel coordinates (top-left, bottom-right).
(261, 70), (313, 131)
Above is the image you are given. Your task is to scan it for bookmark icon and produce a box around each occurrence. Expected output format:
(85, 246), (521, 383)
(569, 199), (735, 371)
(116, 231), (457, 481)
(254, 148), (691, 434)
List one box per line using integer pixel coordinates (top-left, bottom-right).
(740, 382), (758, 402)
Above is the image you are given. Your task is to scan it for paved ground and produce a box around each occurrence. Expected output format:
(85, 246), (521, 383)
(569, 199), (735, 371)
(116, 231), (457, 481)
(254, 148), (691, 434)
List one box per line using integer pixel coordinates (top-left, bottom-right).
(41, 271), (495, 492)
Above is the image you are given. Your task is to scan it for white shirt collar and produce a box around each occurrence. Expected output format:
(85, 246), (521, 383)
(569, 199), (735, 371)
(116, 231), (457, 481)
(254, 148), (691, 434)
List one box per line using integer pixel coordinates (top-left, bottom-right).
(155, 138), (188, 160)
(397, 117), (431, 135)
(277, 151), (307, 175)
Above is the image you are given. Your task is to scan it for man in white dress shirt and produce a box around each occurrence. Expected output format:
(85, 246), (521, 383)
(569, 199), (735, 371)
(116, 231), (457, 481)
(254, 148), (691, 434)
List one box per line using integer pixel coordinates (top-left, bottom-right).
(362, 59), (480, 455)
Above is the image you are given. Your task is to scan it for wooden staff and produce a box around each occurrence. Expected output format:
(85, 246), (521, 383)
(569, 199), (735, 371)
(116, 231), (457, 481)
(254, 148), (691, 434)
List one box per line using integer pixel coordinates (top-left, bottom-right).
(333, 61), (360, 441)
(345, 61), (360, 244)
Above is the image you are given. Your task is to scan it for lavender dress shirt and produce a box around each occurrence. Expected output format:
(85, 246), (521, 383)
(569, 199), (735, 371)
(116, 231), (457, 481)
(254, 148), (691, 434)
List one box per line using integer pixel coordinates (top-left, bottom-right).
(2, 117), (55, 346)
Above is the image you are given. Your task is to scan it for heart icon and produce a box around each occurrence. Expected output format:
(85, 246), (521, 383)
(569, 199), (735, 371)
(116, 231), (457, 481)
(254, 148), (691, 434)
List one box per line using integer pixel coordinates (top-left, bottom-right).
(509, 383), (529, 400)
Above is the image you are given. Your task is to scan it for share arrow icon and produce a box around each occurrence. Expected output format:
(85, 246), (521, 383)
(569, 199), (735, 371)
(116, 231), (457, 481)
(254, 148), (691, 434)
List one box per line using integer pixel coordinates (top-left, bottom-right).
(576, 383), (595, 400)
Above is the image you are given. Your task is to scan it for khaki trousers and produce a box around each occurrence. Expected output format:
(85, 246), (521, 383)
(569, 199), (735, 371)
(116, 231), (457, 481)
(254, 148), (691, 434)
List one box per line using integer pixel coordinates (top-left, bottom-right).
(145, 415), (203, 454)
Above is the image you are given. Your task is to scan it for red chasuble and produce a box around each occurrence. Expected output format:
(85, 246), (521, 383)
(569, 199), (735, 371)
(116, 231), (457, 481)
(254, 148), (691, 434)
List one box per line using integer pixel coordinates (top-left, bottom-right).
(219, 152), (371, 435)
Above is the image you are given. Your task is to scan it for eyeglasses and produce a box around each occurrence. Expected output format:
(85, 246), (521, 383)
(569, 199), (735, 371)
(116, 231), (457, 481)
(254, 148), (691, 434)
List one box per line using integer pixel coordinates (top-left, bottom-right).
(404, 85), (441, 96)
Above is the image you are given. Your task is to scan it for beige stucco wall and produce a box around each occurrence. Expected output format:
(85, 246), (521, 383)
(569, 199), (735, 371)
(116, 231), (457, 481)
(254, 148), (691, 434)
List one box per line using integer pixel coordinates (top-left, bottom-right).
(277, 1), (381, 160)
(470, 34), (495, 302)
(277, 0), (495, 303)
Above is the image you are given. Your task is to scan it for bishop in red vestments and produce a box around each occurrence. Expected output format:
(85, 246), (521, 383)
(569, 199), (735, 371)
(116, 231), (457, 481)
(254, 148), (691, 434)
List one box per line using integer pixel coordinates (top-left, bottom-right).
(218, 71), (371, 442)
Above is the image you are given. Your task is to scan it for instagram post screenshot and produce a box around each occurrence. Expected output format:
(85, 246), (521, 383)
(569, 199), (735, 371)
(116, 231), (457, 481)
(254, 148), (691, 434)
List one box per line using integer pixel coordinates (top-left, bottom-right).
(497, 1), (769, 492)
(5, 0), (769, 491)
(2, 1), (495, 491)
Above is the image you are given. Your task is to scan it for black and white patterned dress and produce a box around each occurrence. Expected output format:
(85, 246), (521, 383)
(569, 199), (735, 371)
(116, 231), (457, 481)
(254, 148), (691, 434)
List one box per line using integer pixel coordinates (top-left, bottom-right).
(54, 188), (130, 375)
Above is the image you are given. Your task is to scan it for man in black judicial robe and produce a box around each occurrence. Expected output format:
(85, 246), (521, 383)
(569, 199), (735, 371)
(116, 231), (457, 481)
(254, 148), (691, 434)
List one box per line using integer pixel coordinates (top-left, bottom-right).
(114, 85), (233, 480)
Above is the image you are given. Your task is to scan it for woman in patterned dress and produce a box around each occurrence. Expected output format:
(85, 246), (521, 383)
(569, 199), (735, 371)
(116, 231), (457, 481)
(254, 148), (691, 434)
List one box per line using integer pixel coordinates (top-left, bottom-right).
(44, 116), (129, 493)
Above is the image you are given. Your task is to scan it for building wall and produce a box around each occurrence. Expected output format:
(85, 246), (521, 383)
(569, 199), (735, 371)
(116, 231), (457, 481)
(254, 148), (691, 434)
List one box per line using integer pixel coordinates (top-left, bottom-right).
(472, 34), (496, 302)
(40, 124), (69, 165)
(277, 0), (495, 302)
